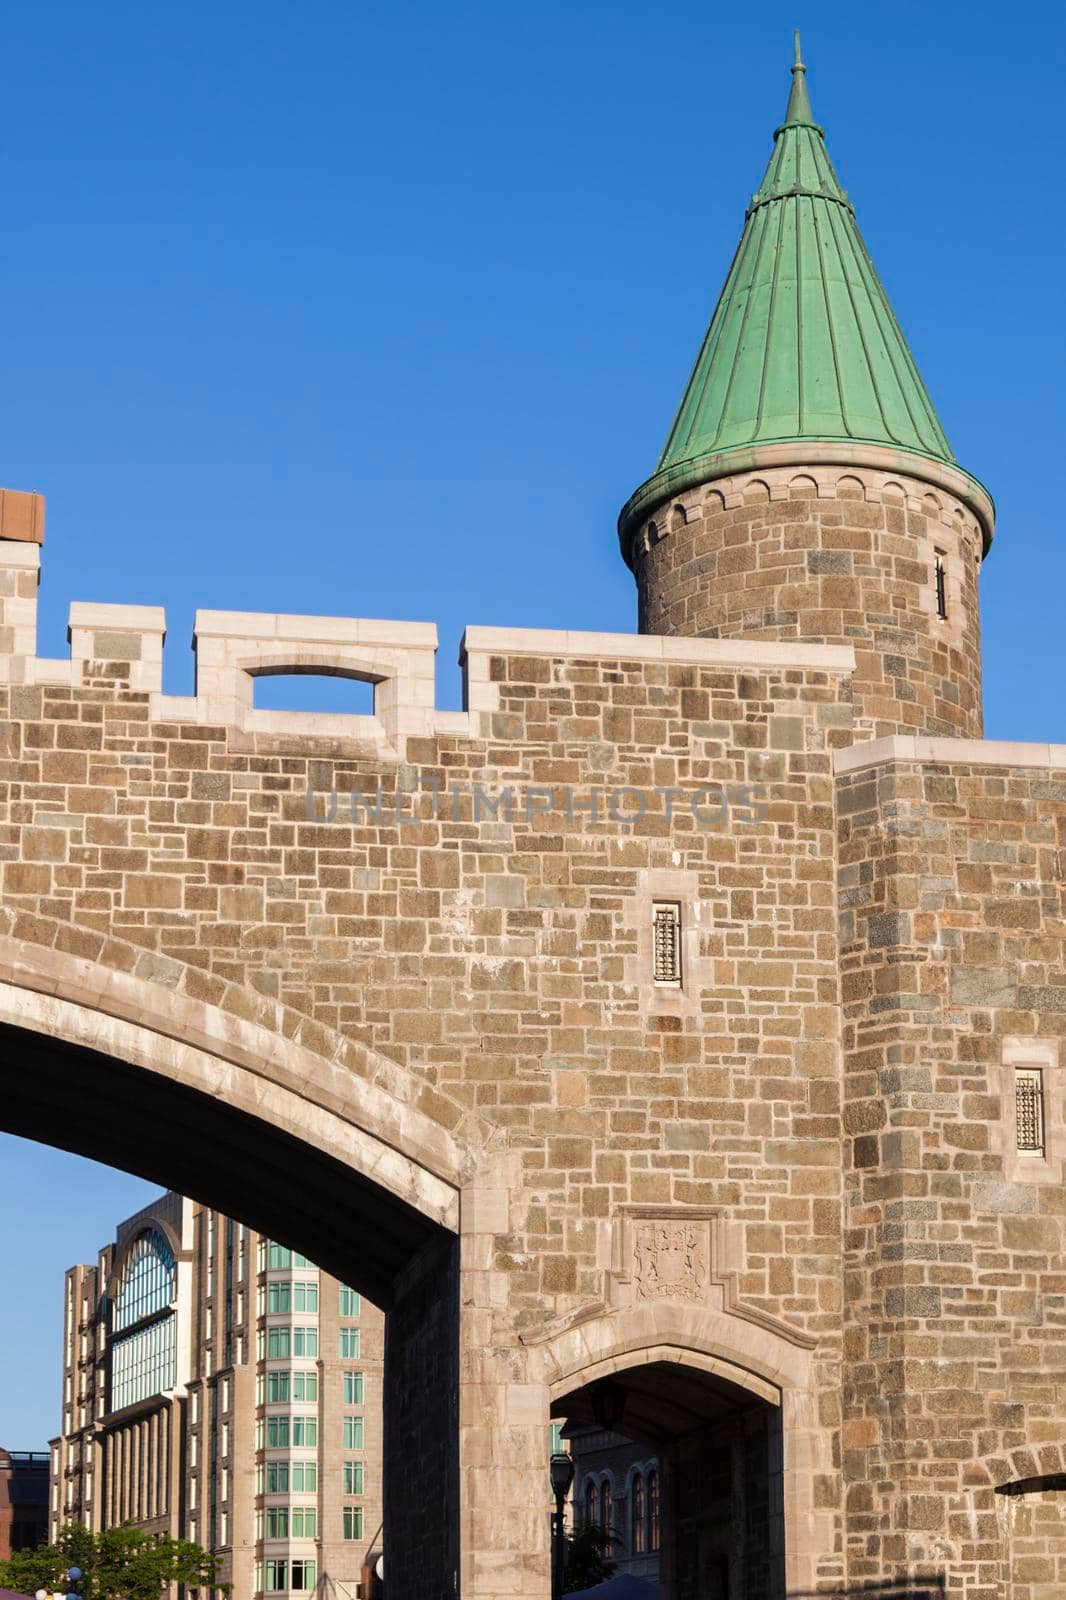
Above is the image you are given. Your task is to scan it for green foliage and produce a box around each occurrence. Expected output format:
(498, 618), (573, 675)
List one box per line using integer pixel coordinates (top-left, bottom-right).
(562, 1520), (619, 1592)
(0, 1523), (226, 1600)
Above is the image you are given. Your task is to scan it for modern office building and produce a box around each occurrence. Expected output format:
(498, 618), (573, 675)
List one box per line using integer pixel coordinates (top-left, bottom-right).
(48, 1192), (382, 1597)
(0, 1447), (49, 1559)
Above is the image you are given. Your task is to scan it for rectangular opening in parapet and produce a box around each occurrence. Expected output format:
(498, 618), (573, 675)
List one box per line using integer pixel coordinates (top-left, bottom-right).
(252, 672), (376, 716)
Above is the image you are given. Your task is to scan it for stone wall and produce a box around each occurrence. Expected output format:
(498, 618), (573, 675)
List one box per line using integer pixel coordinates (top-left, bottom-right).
(631, 459), (987, 741)
(0, 540), (853, 1592)
(837, 739), (1066, 1599)
(11, 509), (1066, 1594)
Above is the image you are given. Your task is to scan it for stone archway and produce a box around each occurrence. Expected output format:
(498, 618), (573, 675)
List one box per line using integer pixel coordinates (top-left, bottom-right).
(0, 946), (482, 1598)
(529, 1302), (831, 1598)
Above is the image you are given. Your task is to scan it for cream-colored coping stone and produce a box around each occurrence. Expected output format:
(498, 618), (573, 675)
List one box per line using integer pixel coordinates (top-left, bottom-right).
(461, 626), (855, 674)
(834, 735), (1066, 775)
(621, 438), (995, 557)
(68, 602), (167, 635)
(194, 609), (436, 648)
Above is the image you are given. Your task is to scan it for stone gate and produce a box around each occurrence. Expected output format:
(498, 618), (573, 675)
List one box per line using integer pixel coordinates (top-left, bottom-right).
(1, 42), (1064, 1600)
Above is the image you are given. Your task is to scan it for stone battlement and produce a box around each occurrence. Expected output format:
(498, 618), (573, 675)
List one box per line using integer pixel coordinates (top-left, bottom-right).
(0, 519), (859, 758)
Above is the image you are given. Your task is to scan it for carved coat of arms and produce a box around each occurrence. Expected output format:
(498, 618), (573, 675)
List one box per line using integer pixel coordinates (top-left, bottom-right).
(633, 1221), (708, 1303)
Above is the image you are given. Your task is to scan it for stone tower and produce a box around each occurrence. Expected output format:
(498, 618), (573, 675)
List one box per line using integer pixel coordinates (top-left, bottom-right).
(619, 35), (995, 740)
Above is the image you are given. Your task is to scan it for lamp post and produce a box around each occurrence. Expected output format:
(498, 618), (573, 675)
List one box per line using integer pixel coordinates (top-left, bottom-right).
(549, 1451), (575, 1600)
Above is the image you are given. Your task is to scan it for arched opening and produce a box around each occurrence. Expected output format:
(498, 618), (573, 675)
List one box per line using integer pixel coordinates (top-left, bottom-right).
(0, 1010), (462, 1600)
(251, 666), (377, 716)
(556, 1358), (785, 1599)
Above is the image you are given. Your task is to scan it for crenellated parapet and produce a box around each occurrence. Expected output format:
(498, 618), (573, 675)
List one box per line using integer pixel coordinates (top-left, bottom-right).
(0, 501), (861, 760)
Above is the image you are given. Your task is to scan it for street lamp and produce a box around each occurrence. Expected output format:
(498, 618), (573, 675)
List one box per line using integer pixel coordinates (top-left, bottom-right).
(549, 1451), (575, 1600)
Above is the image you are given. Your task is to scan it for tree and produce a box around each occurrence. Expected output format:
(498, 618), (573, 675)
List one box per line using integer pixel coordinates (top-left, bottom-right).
(562, 1520), (619, 1592)
(0, 1523), (226, 1600)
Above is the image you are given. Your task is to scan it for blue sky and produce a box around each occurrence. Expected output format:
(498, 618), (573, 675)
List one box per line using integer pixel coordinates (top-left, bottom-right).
(1, 0), (1064, 1446)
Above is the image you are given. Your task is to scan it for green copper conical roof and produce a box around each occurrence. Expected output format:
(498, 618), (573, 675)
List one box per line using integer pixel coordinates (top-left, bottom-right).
(620, 36), (980, 546)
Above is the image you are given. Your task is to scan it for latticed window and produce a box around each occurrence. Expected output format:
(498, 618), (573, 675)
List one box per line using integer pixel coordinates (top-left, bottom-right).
(1016, 1067), (1046, 1154)
(652, 902), (682, 986)
(109, 1229), (176, 1411)
(648, 1469), (660, 1550)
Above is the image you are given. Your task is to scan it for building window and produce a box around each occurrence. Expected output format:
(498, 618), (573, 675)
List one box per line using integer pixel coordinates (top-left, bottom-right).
(267, 1282), (290, 1315)
(291, 1417), (317, 1447)
(109, 1229), (177, 1412)
(339, 1328), (361, 1359)
(294, 1281), (318, 1313)
(293, 1461), (316, 1492)
(113, 1229), (175, 1331)
(1016, 1067), (1046, 1154)
(343, 1506), (364, 1541)
(293, 1327), (318, 1357)
(599, 1480), (612, 1532)
(291, 1559), (317, 1591)
(266, 1372), (289, 1403)
(266, 1417), (288, 1448)
(343, 1372), (364, 1405)
(110, 1305), (176, 1411)
(339, 1287), (361, 1317)
(632, 1473), (646, 1554)
(267, 1243), (313, 1270)
(343, 1461), (364, 1496)
(292, 1372), (317, 1402)
(584, 1480), (596, 1526)
(291, 1507), (317, 1538)
(265, 1461), (288, 1493)
(266, 1507), (289, 1539)
(264, 1559), (287, 1591)
(267, 1327), (291, 1360)
(652, 902), (682, 986)
(934, 550), (948, 619)
(343, 1417), (364, 1450)
(648, 1470), (660, 1551)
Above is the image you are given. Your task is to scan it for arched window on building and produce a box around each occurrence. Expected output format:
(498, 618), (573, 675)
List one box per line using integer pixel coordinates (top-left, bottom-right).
(631, 1471), (646, 1553)
(109, 1228), (177, 1412)
(584, 1479), (596, 1527)
(647, 1468), (660, 1551)
(599, 1477), (612, 1533)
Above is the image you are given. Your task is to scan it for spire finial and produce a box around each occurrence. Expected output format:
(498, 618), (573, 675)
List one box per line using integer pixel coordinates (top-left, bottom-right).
(783, 28), (816, 127)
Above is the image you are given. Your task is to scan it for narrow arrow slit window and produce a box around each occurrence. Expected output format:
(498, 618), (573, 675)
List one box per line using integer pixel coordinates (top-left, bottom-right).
(1015, 1067), (1046, 1155)
(934, 549), (948, 620)
(652, 902), (682, 987)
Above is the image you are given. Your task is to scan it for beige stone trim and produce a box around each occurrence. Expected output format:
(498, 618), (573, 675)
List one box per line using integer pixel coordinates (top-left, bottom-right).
(67, 602), (167, 692)
(627, 441), (994, 556)
(620, 869), (715, 1021)
(989, 1038), (1066, 1187)
(461, 624), (854, 674)
(526, 1299), (828, 1595)
(834, 734), (1066, 775)
(182, 609), (442, 747)
(68, 601), (167, 634)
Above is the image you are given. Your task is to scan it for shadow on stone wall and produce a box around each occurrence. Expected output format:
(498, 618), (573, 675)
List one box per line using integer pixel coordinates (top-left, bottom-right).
(789, 1582), (944, 1600)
